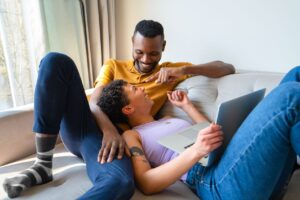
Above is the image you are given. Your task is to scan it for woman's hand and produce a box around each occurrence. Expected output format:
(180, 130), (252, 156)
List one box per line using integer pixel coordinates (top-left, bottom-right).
(168, 89), (209, 123)
(167, 90), (191, 109)
(192, 123), (224, 157)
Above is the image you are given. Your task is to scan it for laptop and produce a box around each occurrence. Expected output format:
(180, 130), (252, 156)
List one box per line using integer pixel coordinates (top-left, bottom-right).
(158, 88), (266, 167)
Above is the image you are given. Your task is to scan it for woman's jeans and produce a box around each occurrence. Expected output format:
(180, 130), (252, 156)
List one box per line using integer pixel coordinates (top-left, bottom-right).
(33, 52), (134, 200)
(186, 66), (300, 200)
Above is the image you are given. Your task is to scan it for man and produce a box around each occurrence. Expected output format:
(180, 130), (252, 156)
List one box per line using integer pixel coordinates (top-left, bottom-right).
(3, 19), (234, 199)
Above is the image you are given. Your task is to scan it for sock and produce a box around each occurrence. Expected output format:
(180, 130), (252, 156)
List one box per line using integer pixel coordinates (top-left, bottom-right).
(3, 134), (57, 198)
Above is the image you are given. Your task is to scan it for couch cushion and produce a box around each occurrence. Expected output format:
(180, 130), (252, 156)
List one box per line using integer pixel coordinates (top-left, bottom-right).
(159, 70), (284, 123)
(0, 143), (199, 200)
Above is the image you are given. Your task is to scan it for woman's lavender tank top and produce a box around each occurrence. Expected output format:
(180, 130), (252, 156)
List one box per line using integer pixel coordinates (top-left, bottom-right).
(133, 118), (192, 181)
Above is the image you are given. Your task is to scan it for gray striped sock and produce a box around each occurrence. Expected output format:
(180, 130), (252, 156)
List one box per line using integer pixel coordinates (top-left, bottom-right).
(3, 134), (57, 198)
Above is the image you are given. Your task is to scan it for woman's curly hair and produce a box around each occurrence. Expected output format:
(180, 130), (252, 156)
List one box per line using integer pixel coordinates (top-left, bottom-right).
(97, 80), (129, 124)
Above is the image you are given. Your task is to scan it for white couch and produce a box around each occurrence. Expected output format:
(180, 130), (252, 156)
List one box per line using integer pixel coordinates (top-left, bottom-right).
(0, 70), (299, 200)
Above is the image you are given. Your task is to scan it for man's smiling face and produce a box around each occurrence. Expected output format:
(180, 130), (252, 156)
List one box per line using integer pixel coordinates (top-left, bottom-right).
(132, 32), (165, 74)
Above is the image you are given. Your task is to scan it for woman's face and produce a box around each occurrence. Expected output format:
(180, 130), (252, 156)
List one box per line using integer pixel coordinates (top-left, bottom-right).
(123, 84), (153, 114)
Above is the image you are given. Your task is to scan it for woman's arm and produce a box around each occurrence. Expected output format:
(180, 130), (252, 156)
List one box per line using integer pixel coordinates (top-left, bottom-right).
(123, 126), (223, 195)
(167, 90), (209, 123)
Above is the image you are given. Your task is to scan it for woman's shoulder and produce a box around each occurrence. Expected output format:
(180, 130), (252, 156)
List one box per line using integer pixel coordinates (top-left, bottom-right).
(123, 129), (139, 137)
(123, 129), (142, 143)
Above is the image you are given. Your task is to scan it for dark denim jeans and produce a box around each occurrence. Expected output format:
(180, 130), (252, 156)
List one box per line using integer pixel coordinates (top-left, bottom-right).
(33, 52), (134, 200)
(186, 66), (300, 200)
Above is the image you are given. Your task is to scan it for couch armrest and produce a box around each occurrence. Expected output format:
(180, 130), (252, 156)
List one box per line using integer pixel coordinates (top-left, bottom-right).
(0, 104), (35, 166)
(0, 89), (94, 166)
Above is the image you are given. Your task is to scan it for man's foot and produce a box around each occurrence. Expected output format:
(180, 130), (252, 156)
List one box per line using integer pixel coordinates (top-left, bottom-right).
(3, 164), (53, 198)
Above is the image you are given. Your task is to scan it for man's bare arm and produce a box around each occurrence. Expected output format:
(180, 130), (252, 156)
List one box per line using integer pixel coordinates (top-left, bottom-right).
(89, 85), (125, 163)
(146, 61), (235, 83)
(183, 61), (235, 78)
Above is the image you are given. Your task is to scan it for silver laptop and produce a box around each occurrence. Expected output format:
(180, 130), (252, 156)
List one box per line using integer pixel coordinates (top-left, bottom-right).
(158, 88), (266, 167)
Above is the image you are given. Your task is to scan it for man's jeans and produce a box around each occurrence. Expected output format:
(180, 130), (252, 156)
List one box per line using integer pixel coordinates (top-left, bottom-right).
(187, 67), (300, 200)
(33, 52), (134, 200)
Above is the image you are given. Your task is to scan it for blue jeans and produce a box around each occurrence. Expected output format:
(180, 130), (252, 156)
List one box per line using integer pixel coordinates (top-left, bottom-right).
(33, 52), (134, 200)
(186, 66), (300, 200)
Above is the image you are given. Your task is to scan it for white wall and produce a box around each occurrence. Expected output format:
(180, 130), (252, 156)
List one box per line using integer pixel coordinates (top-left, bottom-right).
(115, 0), (300, 73)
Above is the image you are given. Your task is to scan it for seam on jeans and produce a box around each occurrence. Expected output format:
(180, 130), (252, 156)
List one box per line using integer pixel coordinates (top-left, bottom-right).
(109, 161), (132, 180)
(204, 107), (297, 187)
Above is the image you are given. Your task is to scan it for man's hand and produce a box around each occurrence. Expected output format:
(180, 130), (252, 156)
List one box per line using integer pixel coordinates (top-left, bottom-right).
(98, 128), (126, 164)
(89, 85), (126, 164)
(145, 67), (185, 83)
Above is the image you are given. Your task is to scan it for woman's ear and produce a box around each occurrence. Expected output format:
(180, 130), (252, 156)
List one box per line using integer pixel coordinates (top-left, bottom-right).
(122, 105), (134, 115)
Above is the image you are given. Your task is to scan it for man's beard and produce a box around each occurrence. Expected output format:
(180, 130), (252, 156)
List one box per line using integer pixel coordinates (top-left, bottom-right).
(135, 60), (157, 74)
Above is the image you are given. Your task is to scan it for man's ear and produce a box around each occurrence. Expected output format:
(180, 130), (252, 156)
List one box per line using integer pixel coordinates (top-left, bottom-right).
(162, 40), (166, 51)
(122, 105), (134, 115)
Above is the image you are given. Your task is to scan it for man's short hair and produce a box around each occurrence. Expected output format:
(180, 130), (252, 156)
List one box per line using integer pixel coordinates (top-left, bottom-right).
(97, 80), (129, 124)
(133, 19), (164, 40)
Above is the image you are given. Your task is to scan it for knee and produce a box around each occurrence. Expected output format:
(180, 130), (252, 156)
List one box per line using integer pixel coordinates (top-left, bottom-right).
(39, 52), (76, 76)
(281, 66), (300, 83)
(292, 65), (300, 71)
(41, 52), (70, 67)
(102, 174), (135, 199)
(278, 82), (299, 92)
(275, 82), (300, 103)
(115, 175), (135, 199)
(288, 66), (300, 76)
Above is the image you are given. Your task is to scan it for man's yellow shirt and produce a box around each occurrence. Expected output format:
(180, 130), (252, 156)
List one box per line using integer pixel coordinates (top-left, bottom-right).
(94, 59), (191, 116)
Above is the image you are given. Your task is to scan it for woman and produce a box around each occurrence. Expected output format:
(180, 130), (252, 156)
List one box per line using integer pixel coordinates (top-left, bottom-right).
(98, 67), (300, 200)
